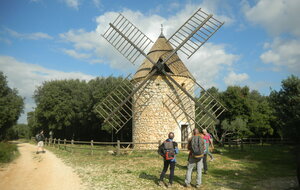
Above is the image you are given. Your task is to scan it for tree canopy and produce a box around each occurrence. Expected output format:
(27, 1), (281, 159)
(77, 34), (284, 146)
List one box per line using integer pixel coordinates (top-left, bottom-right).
(0, 72), (24, 140)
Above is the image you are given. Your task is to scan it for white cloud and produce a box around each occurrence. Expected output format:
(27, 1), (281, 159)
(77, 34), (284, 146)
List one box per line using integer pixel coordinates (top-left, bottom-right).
(0, 37), (11, 45)
(59, 4), (236, 85)
(260, 38), (300, 73)
(62, 0), (81, 9)
(92, 0), (101, 8)
(182, 43), (239, 88)
(0, 55), (95, 123)
(243, 0), (300, 36)
(224, 71), (249, 86)
(62, 48), (91, 59)
(5, 28), (53, 40)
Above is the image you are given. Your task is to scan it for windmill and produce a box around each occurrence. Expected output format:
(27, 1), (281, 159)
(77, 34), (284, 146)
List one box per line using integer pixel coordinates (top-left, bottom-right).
(95, 8), (227, 149)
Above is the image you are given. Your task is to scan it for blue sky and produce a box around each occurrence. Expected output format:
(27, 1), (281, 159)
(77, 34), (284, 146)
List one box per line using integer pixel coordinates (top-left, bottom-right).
(1, 0), (299, 124)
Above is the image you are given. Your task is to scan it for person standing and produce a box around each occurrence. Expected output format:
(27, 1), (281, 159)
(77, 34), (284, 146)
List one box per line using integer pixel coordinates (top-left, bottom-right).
(158, 132), (179, 188)
(36, 130), (45, 154)
(202, 129), (214, 174)
(185, 128), (205, 188)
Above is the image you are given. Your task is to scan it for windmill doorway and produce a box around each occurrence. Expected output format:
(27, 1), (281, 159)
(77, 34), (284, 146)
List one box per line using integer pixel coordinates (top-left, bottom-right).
(181, 124), (189, 149)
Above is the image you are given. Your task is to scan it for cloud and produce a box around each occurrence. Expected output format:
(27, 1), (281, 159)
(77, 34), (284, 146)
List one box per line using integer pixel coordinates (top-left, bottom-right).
(260, 38), (300, 74)
(224, 71), (249, 86)
(92, 0), (101, 8)
(0, 55), (95, 123)
(59, 4), (237, 86)
(4, 28), (53, 40)
(62, 48), (91, 59)
(182, 43), (239, 88)
(0, 37), (11, 45)
(62, 0), (81, 9)
(243, 0), (300, 36)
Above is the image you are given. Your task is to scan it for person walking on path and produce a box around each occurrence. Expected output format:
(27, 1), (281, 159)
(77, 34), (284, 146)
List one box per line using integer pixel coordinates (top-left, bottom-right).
(185, 128), (206, 188)
(36, 130), (45, 154)
(158, 132), (179, 188)
(202, 129), (214, 174)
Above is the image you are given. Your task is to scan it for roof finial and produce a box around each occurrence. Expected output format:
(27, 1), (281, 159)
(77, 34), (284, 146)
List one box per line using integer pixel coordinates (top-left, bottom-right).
(159, 24), (165, 38)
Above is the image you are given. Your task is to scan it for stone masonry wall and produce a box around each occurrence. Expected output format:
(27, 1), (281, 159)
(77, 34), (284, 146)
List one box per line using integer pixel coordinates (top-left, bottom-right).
(132, 75), (195, 149)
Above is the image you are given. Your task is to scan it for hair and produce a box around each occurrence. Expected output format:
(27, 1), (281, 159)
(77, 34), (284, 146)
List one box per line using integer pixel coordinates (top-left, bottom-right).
(193, 128), (199, 135)
(168, 132), (174, 139)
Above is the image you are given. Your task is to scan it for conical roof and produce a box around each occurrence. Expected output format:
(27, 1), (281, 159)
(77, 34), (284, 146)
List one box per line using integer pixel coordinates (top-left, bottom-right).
(132, 34), (194, 80)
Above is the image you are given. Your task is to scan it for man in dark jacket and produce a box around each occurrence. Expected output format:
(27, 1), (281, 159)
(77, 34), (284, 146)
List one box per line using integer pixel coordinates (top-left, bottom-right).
(158, 132), (179, 188)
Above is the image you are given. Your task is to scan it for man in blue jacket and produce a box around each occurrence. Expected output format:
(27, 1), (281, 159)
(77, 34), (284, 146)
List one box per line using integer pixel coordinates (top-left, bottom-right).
(158, 132), (179, 188)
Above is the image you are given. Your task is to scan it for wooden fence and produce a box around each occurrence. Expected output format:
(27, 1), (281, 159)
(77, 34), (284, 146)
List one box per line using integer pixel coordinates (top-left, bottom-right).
(30, 137), (294, 156)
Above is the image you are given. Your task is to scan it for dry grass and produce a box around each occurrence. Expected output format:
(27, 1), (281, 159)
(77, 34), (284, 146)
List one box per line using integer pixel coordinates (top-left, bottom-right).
(46, 144), (298, 190)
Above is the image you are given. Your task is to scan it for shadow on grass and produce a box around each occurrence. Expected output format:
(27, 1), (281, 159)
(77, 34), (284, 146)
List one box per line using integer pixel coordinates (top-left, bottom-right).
(139, 171), (186, 186)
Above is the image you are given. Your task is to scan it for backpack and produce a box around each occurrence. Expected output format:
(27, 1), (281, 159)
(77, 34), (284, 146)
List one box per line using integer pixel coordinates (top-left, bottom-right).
(158, 141), (175, 160)
(191, 135), (205, 160)
(35, 134), (41, 142)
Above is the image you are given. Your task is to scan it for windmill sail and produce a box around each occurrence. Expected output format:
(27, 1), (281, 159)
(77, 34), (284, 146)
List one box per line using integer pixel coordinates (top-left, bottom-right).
(102, 14), (153, 65)
(163, 77), (226, 130)
(168, 8), (224, 59)
(94, 75), (154, 133)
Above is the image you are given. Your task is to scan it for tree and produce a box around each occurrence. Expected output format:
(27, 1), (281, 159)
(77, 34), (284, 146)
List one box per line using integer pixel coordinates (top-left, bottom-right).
(269, 75), (300, 142)
(248, 90), (274, 137)
(33, 79), (91, 140)
(0, 72), (24, 140)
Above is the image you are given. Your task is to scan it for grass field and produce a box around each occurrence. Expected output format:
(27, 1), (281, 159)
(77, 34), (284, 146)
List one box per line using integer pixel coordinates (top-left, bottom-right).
(0, 142), (19, 165)
(45, 143), (298, 190)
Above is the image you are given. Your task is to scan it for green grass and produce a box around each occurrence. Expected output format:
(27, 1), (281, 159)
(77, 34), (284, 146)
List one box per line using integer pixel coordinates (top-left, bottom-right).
(0, 142), (19, 164)
(45, 144), (298, 190)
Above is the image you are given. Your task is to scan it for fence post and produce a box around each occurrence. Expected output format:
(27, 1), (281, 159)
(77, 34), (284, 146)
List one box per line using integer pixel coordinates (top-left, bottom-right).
(58, 139), (61, 149)
(64, 139), (66, 150)
(54, 138), (56, 148)
(71, 139), (74, 153)
(241, 138), (244, 151)
(91, 140), (94, 156)
(45, 138), (48, 146)
(116, 140), (120, 156)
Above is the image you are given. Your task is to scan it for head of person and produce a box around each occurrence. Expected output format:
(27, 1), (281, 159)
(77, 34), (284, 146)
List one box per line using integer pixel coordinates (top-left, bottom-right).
(168, 132), (174, 139)
(193, 128), (200, 135)
(202, 129), (207, 135)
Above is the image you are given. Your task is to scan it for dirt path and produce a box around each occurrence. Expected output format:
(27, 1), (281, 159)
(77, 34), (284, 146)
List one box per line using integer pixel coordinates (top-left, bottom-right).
(0, 142), (83, 190)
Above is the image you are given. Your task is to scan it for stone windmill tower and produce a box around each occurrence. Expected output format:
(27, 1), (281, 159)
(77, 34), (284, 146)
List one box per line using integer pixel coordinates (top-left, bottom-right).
(96, 8), (227, 149)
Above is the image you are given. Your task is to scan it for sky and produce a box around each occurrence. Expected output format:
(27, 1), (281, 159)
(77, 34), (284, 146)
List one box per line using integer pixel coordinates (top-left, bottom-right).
(1, 0), (300, 124)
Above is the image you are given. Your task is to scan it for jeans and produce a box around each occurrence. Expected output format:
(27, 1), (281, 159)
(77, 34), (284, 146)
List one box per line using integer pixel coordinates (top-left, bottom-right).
(203, 154), (208, 171)
(159, 160), (175, 184)
(185, 157), (203, 185)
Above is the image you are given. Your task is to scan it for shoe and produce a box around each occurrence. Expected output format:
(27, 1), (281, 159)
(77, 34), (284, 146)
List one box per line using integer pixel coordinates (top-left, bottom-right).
(36, 151), (39, 154)
(185, 183), (191, 188)
(42, 151), (46, 153)
(158, 181), (164, 187)
(210, 158), (214, 162)
(167, 183), (172, 188)
(203, 170), (207, 174)
(196, 184), (201, 188)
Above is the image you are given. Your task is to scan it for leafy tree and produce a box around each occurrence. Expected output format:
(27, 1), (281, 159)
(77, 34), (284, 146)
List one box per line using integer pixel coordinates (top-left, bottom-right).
(0, 72), (24, 140)
(34, 79), (91, 139)
(269, 75), (300, 142)
(248, 90), (274, 137)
